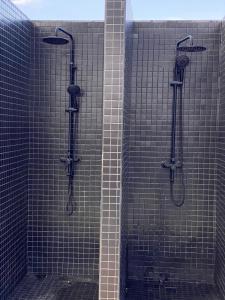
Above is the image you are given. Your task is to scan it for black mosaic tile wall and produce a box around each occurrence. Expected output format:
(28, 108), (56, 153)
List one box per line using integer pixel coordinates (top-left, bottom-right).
(120, 1), (133, 299)
(216, 19), (225, 299)
(28, 21), (104, 280)
(0, 0), (32, 299)
(126, 21), (220, 284)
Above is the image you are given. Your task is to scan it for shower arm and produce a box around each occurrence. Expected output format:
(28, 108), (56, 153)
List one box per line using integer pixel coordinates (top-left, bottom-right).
(176, 35), (193, 50)
(55, 27), (75, 84)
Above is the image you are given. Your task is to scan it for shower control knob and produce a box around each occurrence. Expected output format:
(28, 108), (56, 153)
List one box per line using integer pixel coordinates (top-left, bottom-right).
(161, 160), (182, 170)
(162, 159), (182, 183)
(60, 157), (71, 170)
(60, 157), (70, 164)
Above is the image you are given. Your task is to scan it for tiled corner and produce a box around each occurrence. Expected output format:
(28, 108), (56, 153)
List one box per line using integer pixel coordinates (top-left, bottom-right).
(120, 0), (133, 299)
(216, 19), (225, 299)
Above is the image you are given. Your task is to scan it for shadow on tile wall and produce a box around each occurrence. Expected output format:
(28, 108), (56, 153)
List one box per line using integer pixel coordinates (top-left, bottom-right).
(28, 21), (104, 280)
(126, 21), (220, 284)
(216, 19), (225, 299)
(120, 0), (133, 298)
(0, 0), (32, 298)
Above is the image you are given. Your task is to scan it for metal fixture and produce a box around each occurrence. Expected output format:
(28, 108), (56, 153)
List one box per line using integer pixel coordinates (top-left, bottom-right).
(176, 35), (207, 52)
(43, 27), (81, 215)
(162, 35), (206, 207)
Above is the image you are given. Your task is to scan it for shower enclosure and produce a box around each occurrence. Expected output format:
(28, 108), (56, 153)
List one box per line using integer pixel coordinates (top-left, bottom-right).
(124, 22), (221, 299)
(0, 1), (104, 297)
(1, 0), (225, 300)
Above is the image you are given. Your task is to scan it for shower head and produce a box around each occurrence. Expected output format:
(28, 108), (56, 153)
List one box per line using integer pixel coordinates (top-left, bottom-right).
(177, 46), (206, 52)
(42, 27), (74, 47)
(176, 55), (189, 68)
(43, 36), (69, 45)
(176, 35), (206, 53)
(42, 27), (74, 66)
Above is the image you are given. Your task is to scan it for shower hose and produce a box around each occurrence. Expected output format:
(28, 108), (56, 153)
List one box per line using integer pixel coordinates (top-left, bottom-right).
(66, 178), (74, 216)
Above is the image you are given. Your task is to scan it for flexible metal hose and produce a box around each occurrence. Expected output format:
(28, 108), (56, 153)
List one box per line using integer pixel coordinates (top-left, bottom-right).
(66, 180), (74, 216)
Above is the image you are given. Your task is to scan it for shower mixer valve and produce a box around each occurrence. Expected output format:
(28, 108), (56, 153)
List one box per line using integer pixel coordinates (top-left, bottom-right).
(60, 156), (80, 176)
(161, 159), (182, 183)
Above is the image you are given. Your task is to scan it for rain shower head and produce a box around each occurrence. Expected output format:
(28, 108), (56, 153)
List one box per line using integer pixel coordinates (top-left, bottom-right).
(176, 35), (206, 53)
(42, 27), (75, 67)
(42, 27), (74, 47)
(177, 46), (206, 52)
(43, 36), (69, 45)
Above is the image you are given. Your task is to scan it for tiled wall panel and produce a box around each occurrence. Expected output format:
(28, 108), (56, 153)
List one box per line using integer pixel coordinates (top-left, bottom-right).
(0, 0), (32, 298)
(126, 21), (220, 284)
(28, 21), (104, 280)
(120, 1), (133, 298)
(216, 19), (225, 299)
(99, 0), (126, 299)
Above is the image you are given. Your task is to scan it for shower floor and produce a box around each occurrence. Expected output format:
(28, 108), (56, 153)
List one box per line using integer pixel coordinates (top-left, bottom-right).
(8, 274), (98, 300)
(126, 280), (222, 300)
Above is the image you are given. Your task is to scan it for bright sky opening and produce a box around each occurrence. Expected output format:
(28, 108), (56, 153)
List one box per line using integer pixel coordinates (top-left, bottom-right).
(12, 0), (225, 20)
